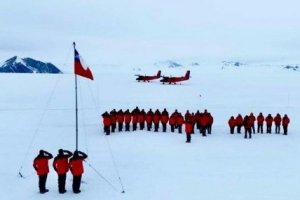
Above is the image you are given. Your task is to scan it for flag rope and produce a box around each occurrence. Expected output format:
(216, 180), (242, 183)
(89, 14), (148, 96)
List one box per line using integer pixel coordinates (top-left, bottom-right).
(18, 75), (61, 178)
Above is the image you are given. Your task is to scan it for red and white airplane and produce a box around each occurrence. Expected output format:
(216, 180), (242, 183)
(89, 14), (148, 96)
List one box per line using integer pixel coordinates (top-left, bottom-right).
(135, 70), (161, 82)
(160, 70), (190, 84)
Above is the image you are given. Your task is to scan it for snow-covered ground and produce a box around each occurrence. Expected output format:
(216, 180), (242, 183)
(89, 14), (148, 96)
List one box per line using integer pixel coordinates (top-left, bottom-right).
(0, 62), (299, 200)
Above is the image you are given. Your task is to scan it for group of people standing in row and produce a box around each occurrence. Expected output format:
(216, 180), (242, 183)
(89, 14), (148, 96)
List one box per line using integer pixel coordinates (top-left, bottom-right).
(228, 113), (290, 139)
(102, 107), (214, 143)
(33, 149), (88, 194)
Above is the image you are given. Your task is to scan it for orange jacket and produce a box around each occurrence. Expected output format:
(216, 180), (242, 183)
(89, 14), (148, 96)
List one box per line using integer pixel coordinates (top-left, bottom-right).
(161, 114), (169, 124)
(69, 158), (84, 176)
(185, 122), (193, 134)
(274, 115), (282, 125)
(103, 116), (110, 126)
(124, 113), (131, 123)
(235, 115), (243, 126)
(282, 116), (290, 126)
(265, 116), (273, 125)
(228, 118), (236, 127)
(257, 115), (264, 124)
(169, 115), (175, 125)
(177, 115), (184, 125)
(53, 156), (70, 175)
(33, 153), (53, 176)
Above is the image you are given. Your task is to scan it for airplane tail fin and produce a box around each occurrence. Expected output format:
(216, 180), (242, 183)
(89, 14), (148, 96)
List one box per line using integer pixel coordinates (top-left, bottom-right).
(185, 70), (190, 79)
(157, 70), (161, 77)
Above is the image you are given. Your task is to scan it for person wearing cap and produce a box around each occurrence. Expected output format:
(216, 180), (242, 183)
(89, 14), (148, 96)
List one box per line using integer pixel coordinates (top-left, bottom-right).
(69, 150), (88, 194)
(33, 150), (53, 194)
(53, 149), (73, 193)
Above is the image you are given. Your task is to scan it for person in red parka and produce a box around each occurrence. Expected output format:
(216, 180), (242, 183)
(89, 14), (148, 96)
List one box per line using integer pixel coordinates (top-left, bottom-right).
(102, 111), (111, 135)
(131, 110), (138, 131)
(172, 109), (179, 128)
(282, 114), (290, 135)
(161, 108), (169, 132)
(274, 113), (282, 134)
(53, 149), (73, 193)
(116, 109), (124, 132)
(146, 109), (153, 131)
(185, 120), (193, 143)
(69, 150), (88, 194)
(169, 114), (176, 132)
(265, 114), (273, 134)
(33, 150), (53, 194)
(194, 110), (201, 131)
(207, 113), (213, 134)
(110, 109), (117, 133)
(249, 113), (256, 134)
(257, 112), (264, 133)
(243, 115), (252, 139)
(235, 114), (243, 134)
(138, 109), (146, 130)
(176, 113), (184, 134)
(228, 116), (236, 134)
(190, 112), (196, 134)
(153, 109), (161, 132)
(200, 112), (209, 136)
(124, 109), (131, 132)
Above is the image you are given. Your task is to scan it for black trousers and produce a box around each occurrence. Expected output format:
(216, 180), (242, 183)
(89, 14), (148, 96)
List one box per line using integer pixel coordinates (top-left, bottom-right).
(58, 174), (66, 193)
(118, 122), (123, 131)
(170, 125), (175, 132)
(275, 125), (280, 134)
(39, 174), (48, 192)
(257, 124), (263, 133)
(251, 125), (255, 134)
(111, 124), (116, 132)
(125, 123), (130, 131)
(178, 125), (182, 133)
(230, 127), (234, 134)
(139, 122), (145, 130)
(237, 125), (242, 133)
(244, 128), (252, 139)
(201, 127), (206, 136)
(104, 126), (110, 135)
(266, 125), (272, 133)
(162, 123), (167, 132)
(283, 126), (288, 135)
(207, 125), (212, 134)
(132, 123), (137, 131)
(147, 123), (152, 131)
(154, 123), (159, 132)
(186, 133), (191, 142)
(72, 175), (82, 193)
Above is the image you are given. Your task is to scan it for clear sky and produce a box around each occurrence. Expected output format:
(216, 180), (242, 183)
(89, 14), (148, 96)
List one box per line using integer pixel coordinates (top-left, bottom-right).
(1, 0), (300, 70)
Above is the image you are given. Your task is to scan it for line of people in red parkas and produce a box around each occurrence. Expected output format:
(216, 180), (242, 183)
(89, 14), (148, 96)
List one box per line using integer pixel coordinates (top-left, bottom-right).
(228, 113), (290, 139)
(102, 107), (214, 143)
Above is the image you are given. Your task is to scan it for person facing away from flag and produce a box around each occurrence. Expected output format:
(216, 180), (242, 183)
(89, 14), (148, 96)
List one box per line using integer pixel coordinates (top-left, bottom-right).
(74, 43), (94, 80)
(69, 150), (88, 194)
(33, 150), (53, 194)
(53, 149), (73, 194)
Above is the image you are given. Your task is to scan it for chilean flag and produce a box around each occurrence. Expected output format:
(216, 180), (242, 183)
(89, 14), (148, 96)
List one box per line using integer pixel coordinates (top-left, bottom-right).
(74, 49), (94, 80)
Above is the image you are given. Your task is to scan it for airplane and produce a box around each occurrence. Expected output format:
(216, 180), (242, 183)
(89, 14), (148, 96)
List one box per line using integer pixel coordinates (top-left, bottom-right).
(135, 70), (161, 82)
(160, 70), (190, 84)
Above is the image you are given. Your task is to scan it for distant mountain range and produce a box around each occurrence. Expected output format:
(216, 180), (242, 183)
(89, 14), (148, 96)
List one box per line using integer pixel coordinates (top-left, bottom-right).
(0, 56), (62, 73)
(154, 60), (199, 68)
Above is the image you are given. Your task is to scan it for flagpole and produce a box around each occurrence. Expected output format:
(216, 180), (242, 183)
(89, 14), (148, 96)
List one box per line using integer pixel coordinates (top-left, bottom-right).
(73, 42), (79, 151)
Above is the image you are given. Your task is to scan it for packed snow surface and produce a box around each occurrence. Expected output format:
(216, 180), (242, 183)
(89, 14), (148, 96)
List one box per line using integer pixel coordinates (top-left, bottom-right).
(0, 62), (299, 200)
